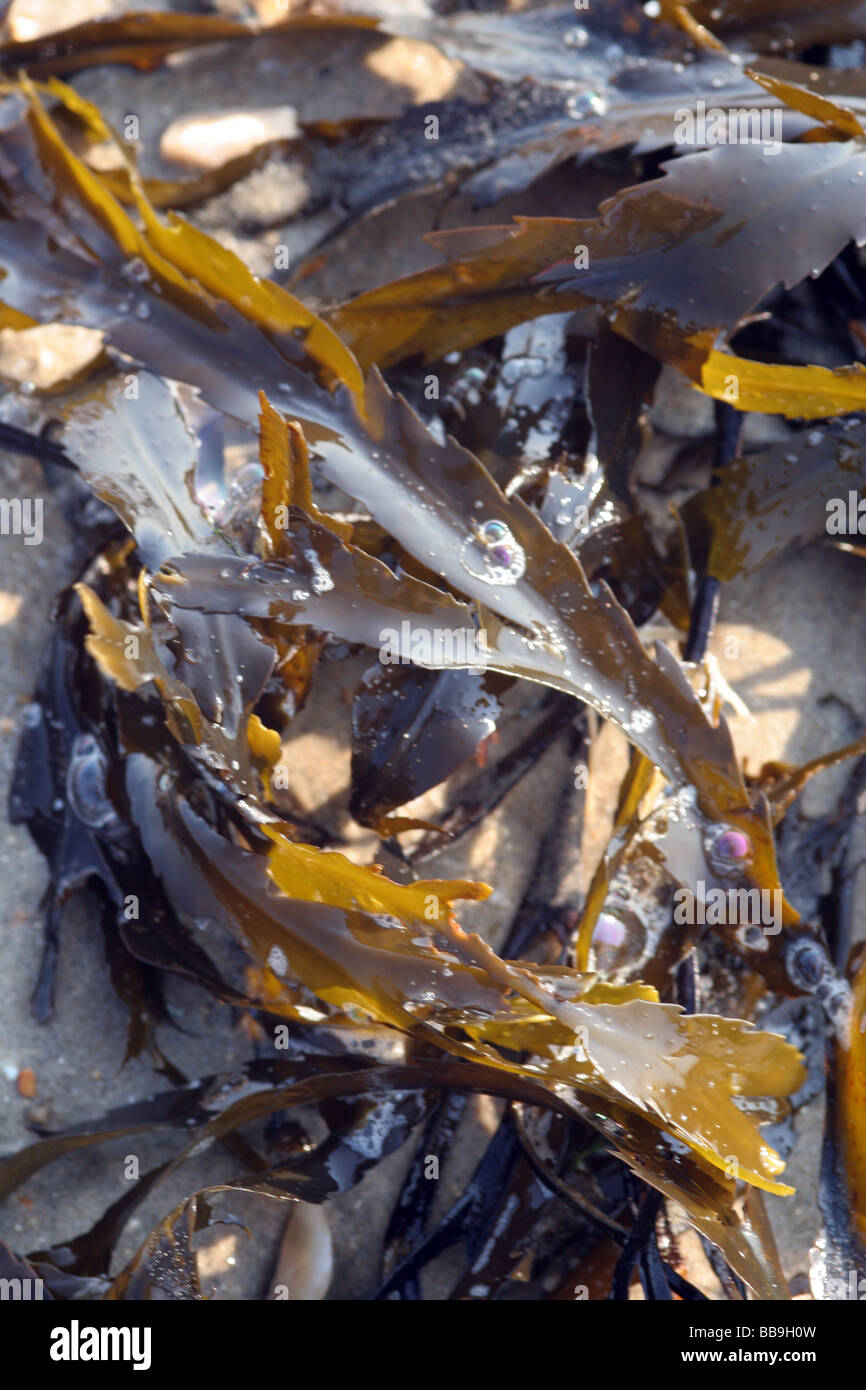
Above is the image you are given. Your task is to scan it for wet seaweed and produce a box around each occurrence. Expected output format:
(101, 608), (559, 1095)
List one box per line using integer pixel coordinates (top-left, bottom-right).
(0, 0), (864, 1305)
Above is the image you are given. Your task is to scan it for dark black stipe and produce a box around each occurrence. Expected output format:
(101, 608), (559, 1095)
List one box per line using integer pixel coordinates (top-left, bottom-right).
(683, 400), (742, 665)
(611, 1187), (667, 1301)
(676, 946), (699, 1015)
(0, 421), (75, 469)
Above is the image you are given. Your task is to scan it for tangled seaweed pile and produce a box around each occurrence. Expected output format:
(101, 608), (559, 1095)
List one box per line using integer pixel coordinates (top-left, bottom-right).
(0, 0), (864, 1301)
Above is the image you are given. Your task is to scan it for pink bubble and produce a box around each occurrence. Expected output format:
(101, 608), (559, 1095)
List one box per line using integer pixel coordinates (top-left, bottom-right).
(715, 829), (751, 861)
(593, 913), (627, 948)
(490, 542), (515, 567)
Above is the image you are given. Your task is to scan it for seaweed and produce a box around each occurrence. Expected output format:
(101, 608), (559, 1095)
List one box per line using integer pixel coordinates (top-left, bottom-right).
(0, 0), (864, 1306)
